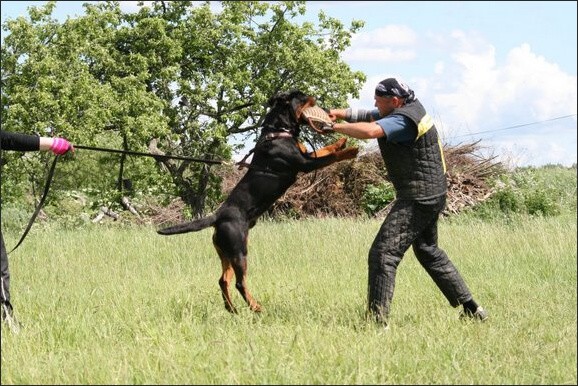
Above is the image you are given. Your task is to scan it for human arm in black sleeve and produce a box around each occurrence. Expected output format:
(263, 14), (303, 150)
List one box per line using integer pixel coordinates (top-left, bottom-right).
(1, 131), (73, 154)
(0, 131), (40, 151)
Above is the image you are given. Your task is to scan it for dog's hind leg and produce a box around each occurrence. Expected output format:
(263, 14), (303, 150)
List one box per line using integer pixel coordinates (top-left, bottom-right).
(213, 217), (261, 313)
(217, 254), (237, 314)
(231, 253), (262, 312)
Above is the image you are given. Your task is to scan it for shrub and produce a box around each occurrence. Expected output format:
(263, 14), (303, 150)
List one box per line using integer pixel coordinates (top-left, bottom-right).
(468, 165), (575, 219)
(524, 189), (561, 216)
(361, 182), (395, 216)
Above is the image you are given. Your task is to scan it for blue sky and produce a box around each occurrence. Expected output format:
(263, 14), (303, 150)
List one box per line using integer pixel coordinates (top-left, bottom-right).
(2, 1), (577, 167)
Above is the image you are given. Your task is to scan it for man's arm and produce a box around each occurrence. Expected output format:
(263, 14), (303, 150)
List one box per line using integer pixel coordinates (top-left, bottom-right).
(329, 108), (377, 123)
(327, 108), (385, 139)
(332, 121), (385, 139)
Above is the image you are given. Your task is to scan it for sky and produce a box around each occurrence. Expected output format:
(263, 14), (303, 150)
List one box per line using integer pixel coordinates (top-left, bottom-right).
(2, 1), (577, 167)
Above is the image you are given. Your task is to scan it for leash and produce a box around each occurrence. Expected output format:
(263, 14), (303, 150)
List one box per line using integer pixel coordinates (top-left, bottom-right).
(7, 145), (228, 253)
(74, 143), (294, 174)
(7, 155), (59, 254)
(73, 144), (227, 165)
(7, 137), (305, 252)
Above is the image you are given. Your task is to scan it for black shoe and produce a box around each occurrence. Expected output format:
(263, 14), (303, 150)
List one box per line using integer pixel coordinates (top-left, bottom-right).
(2, 302), (22, 334)
(459, 306), (488, 322)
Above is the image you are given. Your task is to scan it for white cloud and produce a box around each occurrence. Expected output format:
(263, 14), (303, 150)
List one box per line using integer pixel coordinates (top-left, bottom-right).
(504, 44), (578, 120)
(343, 26), (577, 166)
(343, 25), (417, 62)
(351, 25), (418, 46)
(433, 61), (445, 75)
(343, 48), (416, 62)
(488, 130), (577, 167)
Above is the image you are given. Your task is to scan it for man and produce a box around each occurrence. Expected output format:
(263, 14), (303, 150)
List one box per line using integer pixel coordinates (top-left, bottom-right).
(1, 130), (74, 333)
(327, 78), (487, 326)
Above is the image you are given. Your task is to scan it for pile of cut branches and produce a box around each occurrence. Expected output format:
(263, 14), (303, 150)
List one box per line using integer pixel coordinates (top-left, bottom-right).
(443, 140), (504, 215)
(217, 139), (504, 219)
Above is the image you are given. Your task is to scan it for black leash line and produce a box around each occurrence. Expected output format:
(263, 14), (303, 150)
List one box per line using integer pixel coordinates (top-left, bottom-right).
(8, 138), (294, 252)
(8, 156), (59, 254)
(73, 144), (226, 165)
(8, 145), (226, 253)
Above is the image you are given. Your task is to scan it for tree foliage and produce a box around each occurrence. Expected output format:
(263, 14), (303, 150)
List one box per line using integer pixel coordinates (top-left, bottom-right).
(1, 0), (365, 217)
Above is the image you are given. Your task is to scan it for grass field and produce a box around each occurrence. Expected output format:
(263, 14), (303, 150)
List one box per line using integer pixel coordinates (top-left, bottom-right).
(1, 214), (576, 384)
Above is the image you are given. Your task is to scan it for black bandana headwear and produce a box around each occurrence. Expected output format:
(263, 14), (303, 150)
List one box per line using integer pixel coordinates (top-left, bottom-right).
(375, 78), (415, 102)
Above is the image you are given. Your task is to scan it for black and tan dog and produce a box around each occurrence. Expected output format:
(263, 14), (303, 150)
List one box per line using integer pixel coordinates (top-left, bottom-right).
(157, 90), (358, 313)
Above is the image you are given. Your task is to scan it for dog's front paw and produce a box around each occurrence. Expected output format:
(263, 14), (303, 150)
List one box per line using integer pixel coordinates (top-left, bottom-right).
(336, 146), (359, 161)
(332, 137), (348, 150)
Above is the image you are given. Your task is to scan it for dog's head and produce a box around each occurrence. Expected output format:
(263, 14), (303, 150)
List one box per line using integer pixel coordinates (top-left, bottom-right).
(263, 90), (316, 134)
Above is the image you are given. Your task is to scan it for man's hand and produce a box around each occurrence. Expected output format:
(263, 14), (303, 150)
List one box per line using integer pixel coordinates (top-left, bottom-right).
(321, 122), (335, 133)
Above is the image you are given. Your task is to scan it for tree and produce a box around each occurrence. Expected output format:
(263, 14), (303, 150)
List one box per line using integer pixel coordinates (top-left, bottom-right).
(1, 1), (365, 217)
(1, 1), (170, 212)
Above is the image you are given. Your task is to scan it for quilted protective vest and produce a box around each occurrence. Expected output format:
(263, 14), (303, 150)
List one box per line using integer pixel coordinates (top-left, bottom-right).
(377, 99), (447, 200)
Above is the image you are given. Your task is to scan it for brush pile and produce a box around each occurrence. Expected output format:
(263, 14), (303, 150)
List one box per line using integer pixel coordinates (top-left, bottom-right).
(218, 139), (504, 219)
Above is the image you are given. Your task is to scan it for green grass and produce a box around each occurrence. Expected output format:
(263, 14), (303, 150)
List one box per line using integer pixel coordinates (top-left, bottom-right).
(1, 215), (576, 384)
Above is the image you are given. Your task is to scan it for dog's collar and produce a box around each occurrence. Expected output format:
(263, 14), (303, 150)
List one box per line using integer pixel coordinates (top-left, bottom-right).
(235, 130), (295, 173)
(262, 131), (294, 141)
(262, 125), (295, 133)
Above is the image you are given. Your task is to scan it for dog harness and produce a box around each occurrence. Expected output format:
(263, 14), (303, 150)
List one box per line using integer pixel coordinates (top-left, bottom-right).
(235, 131), (295, 173)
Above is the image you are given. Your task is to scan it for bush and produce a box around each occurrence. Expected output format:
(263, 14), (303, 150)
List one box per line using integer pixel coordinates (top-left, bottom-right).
(361, 182), (395, 216)
(524, 189), (560, 216)
(467, 165), (575, 220)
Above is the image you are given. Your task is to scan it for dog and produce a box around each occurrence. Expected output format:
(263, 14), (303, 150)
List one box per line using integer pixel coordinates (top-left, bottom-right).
(157, 90), (358, 313)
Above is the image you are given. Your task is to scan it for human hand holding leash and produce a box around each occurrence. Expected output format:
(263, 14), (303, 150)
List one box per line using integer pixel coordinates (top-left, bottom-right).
(41, 137), (74, 155)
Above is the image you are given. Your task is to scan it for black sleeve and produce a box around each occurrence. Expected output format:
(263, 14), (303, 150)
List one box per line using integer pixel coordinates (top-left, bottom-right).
(0, 130), (40, 151)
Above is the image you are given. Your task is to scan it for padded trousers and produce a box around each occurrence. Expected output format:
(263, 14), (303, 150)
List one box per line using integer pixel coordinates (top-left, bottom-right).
(1, 231), (13, 315)
(367, 195), (473, 322)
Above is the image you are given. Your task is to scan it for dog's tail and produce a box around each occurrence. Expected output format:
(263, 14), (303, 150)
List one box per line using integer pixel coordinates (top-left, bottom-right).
(157, 214), (217, 235)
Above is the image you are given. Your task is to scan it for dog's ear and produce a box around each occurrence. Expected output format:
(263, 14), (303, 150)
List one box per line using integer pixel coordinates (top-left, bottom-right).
(267, 90), (314, 122)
